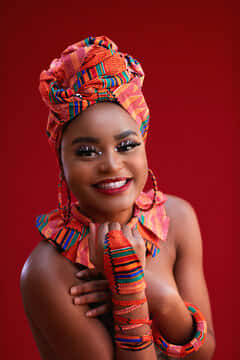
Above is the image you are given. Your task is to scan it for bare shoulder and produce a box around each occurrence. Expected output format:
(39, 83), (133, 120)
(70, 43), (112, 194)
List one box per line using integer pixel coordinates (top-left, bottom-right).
(20, 239), (80, 290)
(164, 194), (197, 222)
(164, 194), (202, 252)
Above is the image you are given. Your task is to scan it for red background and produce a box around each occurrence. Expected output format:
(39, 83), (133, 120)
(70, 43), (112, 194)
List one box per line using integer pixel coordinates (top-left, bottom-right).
(2, 1), (237, 359)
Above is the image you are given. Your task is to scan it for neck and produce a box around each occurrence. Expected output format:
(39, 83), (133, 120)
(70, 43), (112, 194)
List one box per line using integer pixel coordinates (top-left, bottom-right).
(76, 205), (134, 225)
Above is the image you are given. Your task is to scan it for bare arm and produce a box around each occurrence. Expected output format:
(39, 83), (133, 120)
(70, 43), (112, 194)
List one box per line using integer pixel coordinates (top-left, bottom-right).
(20, 241), (114, 360)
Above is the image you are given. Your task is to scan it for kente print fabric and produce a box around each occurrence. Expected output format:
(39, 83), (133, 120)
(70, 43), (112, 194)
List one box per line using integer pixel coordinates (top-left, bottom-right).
(36, 190), (170, 268)
(39, 36), (150, 152)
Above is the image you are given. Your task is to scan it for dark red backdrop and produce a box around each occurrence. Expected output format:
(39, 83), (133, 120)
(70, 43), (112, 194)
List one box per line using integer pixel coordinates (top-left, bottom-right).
(2, 1), (237, 359)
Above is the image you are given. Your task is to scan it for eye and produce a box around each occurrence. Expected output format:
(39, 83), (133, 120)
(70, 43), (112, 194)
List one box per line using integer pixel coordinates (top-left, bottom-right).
(75, 145), (102, 157)
(116, 139), (141, 152)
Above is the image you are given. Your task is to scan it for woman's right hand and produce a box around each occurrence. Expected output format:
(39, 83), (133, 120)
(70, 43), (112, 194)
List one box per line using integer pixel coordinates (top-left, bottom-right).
(70, 268), (112, 317)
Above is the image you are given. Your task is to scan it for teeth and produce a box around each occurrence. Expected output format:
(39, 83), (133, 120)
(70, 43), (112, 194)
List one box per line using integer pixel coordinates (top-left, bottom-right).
(97, 180), (127, 189)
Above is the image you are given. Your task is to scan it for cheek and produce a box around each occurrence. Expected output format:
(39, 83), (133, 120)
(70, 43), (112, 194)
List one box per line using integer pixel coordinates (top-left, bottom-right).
(62, 160), (89, 191)
(132, 151), (148, 185)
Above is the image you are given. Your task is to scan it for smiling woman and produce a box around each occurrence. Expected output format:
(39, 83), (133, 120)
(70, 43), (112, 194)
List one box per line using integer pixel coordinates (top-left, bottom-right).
(20, 36), (215, 360)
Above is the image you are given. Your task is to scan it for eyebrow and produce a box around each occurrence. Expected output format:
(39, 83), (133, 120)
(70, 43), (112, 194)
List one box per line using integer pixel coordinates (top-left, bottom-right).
(71, 130), (138, 145)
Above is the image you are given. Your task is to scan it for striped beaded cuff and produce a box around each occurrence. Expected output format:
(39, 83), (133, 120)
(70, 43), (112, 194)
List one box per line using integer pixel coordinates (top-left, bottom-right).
(115, 334), (153, 351)
(153, 302), (207, 358)
(103, 230), (146, 295)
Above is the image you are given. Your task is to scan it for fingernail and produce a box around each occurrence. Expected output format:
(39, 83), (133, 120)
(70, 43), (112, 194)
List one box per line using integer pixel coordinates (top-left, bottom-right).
(74, 298), (81, 305)
(70, 288), (77, 295)
(86, 311), (91, 317)
(75, 272), (82, 277)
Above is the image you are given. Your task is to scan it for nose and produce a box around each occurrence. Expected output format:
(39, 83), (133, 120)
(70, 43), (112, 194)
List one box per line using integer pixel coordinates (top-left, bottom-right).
(98, 150), (123, 173)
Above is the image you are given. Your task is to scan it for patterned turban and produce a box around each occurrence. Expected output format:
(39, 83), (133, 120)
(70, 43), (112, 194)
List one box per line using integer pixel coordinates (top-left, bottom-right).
(39, 36), (150, 151)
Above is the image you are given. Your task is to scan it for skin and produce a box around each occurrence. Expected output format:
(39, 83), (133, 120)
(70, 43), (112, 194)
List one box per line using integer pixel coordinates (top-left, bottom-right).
(20, 102), (216, 360)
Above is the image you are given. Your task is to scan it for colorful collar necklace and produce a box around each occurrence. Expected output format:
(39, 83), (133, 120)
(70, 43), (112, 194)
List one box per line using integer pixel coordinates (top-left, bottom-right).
(36, 190), (169, 268)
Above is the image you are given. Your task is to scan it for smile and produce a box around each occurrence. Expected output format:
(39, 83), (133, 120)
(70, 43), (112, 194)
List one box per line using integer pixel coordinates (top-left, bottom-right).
(93, 178), (132, 195)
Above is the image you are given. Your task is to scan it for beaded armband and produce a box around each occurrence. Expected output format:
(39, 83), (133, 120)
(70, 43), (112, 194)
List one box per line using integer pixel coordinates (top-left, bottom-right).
(103, 230), (146, 295)
(115, 333), (153, 351)
(153, 302), (207, 358)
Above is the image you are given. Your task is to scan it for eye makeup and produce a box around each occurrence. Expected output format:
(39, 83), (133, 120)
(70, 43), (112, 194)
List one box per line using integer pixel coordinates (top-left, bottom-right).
(74, 139), (142, 158)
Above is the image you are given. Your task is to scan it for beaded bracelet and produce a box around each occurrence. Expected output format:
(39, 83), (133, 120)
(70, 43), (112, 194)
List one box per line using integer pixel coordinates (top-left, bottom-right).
(153, 302), (207, 358)
(104, 230), (146, 295)
(114, 303), (144, 315)
(115, 333), (153, 351)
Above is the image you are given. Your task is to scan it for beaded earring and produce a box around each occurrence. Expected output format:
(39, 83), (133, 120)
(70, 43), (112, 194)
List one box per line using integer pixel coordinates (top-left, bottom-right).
(138, 168), (158, 211)
(57, 171), (72, 223)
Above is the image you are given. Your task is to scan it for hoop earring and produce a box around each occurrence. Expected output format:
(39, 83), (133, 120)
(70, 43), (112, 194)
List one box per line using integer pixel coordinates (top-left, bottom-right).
(57, 171), (71, 223)
(138, 168), (158, 211)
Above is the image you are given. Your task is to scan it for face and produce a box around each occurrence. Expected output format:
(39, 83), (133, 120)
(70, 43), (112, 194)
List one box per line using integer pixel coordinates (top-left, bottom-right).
(60, 102), (148, 224)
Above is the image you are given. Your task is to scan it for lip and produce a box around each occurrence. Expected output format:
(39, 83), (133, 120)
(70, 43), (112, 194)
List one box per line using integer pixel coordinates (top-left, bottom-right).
(93, 178), (133, 195)
(93, 177), (131, 186)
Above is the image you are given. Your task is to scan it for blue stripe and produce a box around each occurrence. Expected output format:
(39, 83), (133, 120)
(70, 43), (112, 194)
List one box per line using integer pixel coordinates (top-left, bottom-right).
(77, 77), (81, 88)
(36, 215), (44, 227)
(116, 337), (142, 343)
(62, 229), (75, 250)
(160, 339), (168, 348)
(152, 247), (157, 257)
(74, 101), (78, 115)
(116, 269), (143, 279)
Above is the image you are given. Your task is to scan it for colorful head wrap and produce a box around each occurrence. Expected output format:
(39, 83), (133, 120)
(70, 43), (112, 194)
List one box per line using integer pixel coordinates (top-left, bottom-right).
(39, 35), (150, 152)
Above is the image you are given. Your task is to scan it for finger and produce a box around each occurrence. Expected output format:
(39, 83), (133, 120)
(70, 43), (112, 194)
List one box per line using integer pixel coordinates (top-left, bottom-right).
(86, 302), (112, 317)
(88, 223), (96, 261)
(98, 222), (109, 248)
(75, 268), (99, 280)
(109, 222), (121, 231)
(73, 291), (111, 305)
(70, 280), (109, 295)
(132, 227), (143, 243)
(122, 224), (132, 241)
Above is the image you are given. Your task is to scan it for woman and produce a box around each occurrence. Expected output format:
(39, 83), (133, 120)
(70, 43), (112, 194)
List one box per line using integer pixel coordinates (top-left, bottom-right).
(20, 36), (215, 360)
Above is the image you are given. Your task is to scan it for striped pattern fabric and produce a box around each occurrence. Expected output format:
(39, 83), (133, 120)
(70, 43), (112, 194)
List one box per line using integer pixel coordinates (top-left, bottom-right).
(153, 302), (208, 358)
(39, 36), (150, 151)
(35, 190), (169, 268)
(103, 230), (146, 295)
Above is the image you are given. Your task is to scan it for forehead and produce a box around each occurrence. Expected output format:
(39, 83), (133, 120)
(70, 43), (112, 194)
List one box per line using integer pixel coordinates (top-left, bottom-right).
(62, 102), (141, 142)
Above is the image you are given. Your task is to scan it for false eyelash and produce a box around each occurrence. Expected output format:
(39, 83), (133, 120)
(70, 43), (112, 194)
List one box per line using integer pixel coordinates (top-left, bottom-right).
(116, 140), (141, 151)
(75, 140), (141, 157)
(75, 146), (102, 157)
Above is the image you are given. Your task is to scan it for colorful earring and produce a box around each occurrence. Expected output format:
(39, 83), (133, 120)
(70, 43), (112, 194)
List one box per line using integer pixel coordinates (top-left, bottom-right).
(138, 168), (158, 211)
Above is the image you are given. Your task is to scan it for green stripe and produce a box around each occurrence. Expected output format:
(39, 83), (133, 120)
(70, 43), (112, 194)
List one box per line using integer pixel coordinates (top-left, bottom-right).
(38, 215), (48, 232)
(195, 331), (201, 338)
(188, 305), (196, 314)
(117, 273), (144, 284)
(101, 62), (106, 75)
(73, 83), (78, 92)
(111, 247), (132, 253)
(111, 249), (135, 258)
(69, 103), (74, 120)
(66, 231), (79, 250)
(95, 63), (101, 76)
(122, 71), (130, 83)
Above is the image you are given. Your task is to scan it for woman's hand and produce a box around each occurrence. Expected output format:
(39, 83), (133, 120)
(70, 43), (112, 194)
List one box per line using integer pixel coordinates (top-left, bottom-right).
(88, 222), (146, 273)
(70, 268), (112, 317)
